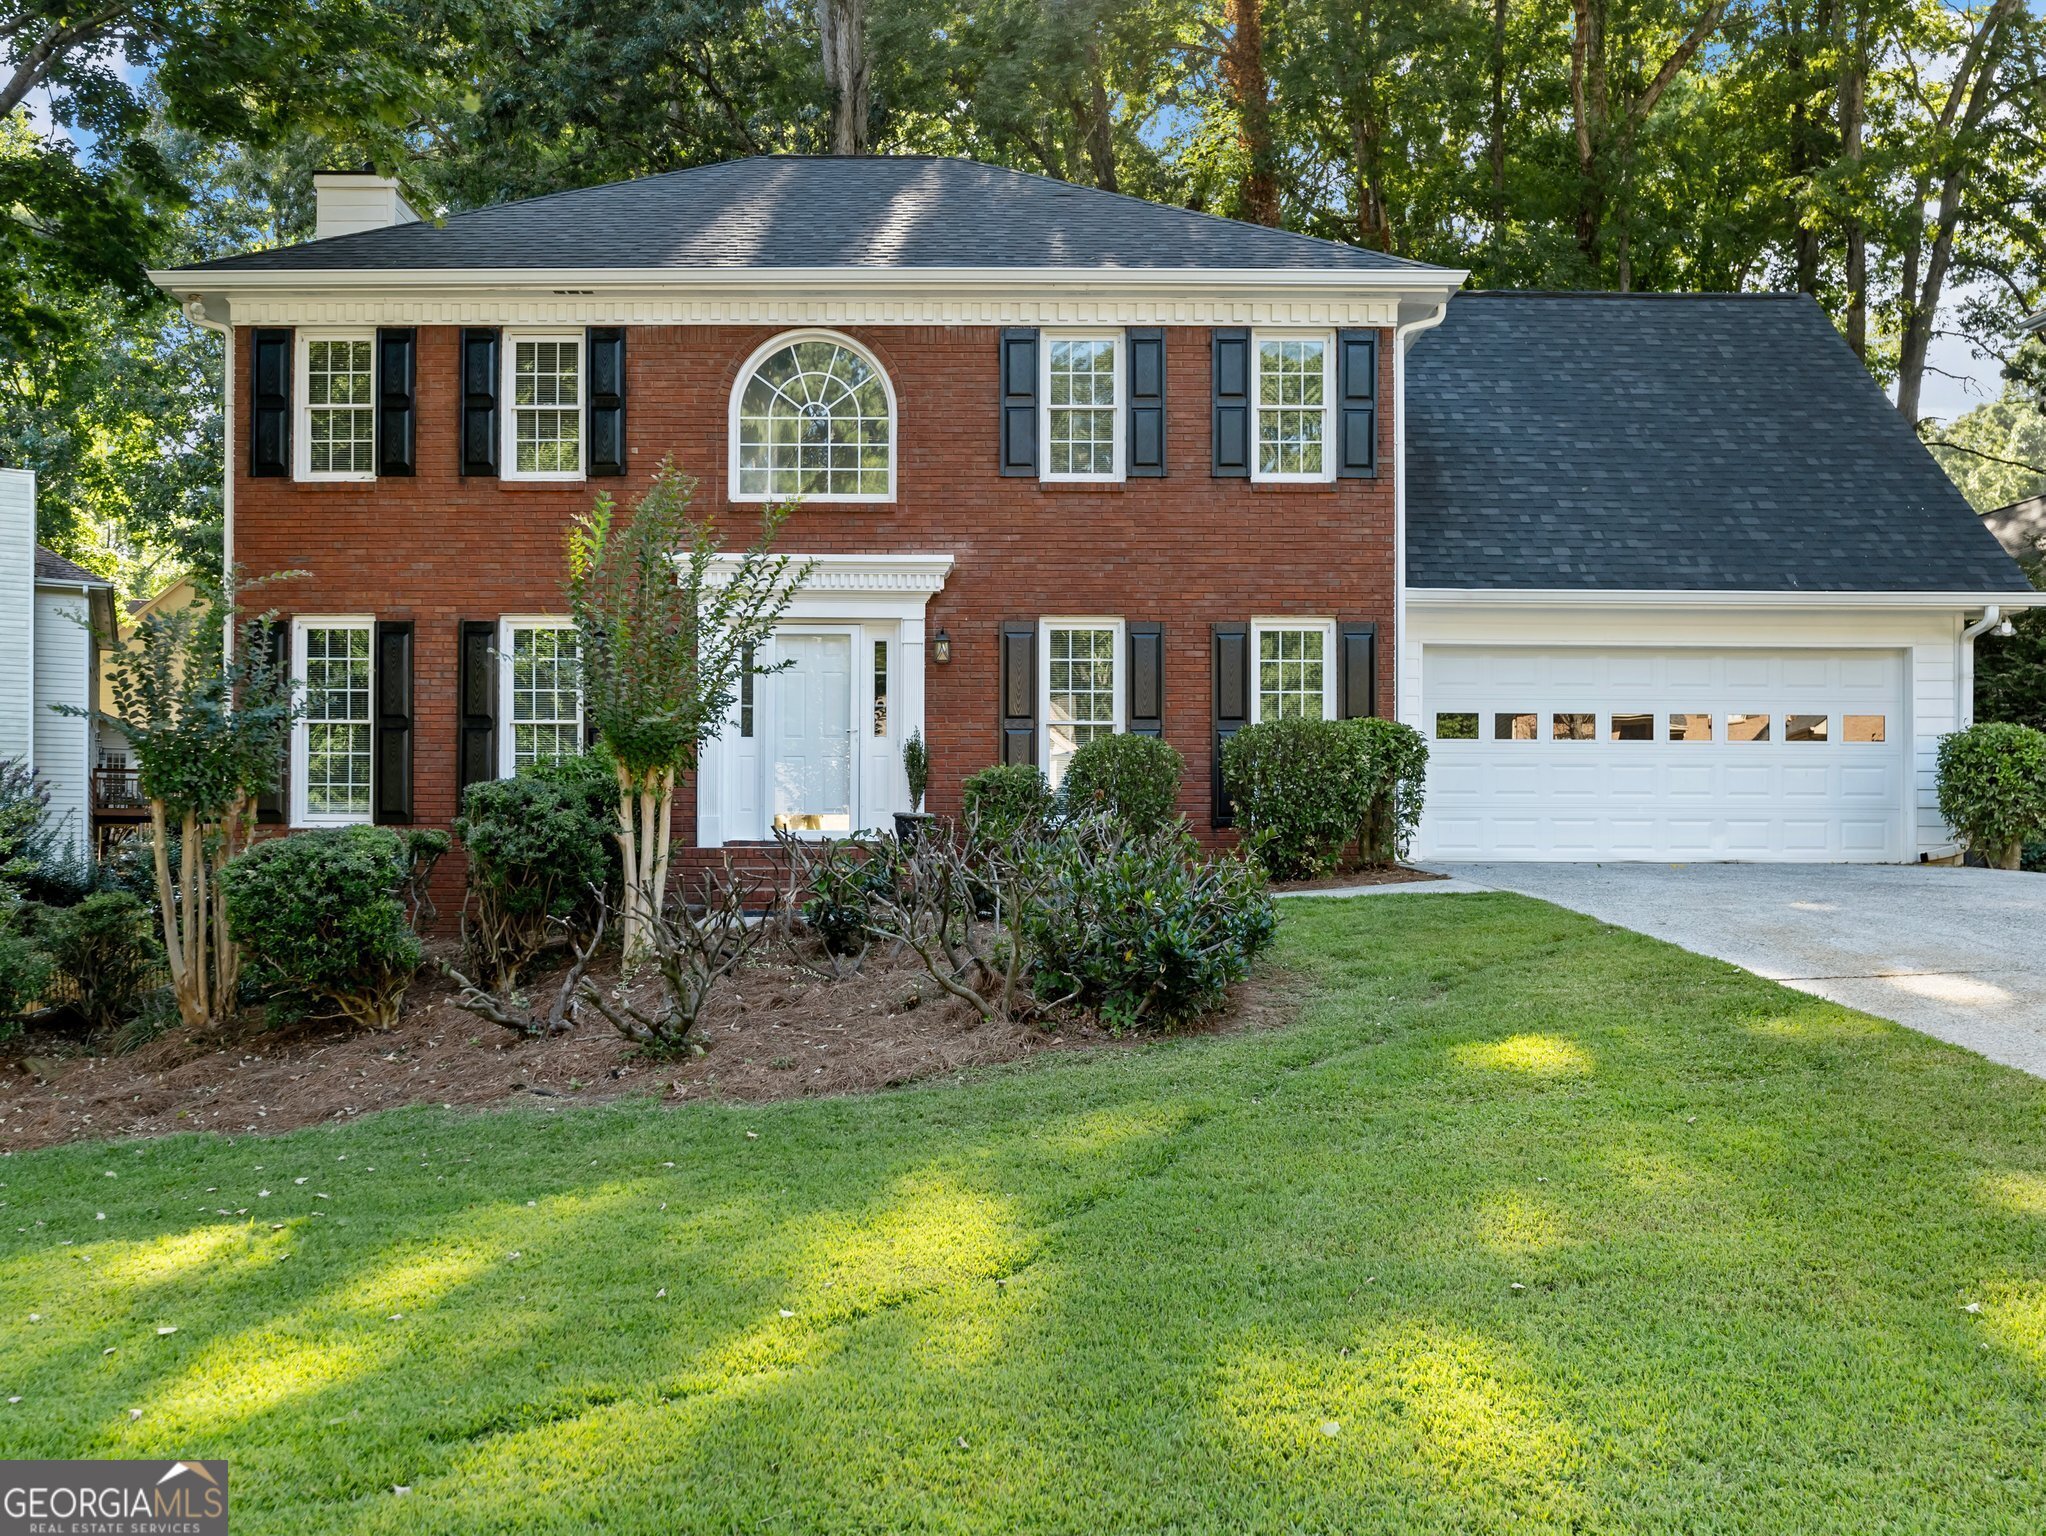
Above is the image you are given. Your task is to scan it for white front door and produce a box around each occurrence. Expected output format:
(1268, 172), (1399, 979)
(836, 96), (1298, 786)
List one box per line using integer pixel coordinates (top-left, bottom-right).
(769, 629), (856, 835)
(1419, 645), (1910, 861)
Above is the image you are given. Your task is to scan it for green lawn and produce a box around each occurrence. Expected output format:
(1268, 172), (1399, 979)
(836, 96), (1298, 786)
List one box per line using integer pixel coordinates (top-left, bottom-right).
(4, 892), (2046, 1533)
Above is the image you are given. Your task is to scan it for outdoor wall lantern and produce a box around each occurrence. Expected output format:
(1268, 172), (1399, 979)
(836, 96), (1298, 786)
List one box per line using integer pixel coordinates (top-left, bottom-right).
(933, 628), (951, 665)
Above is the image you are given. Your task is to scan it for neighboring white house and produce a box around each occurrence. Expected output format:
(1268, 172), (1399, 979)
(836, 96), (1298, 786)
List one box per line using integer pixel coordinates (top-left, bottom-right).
(0, 468), (117, 864)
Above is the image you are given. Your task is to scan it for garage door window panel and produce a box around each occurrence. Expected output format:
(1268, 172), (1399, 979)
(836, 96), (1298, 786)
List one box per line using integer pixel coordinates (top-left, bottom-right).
(1845, 714), (1886, 742)
(1727, 713), (1771, 742)
(1495, 712), (1537, 741)
(1669, 713), (1713, 742)
(1552, 712), (1596, 741)
(1787, 714), (1829, 742)
(1610, 712), (1654, 741)
(1435, 712), (1477, 739)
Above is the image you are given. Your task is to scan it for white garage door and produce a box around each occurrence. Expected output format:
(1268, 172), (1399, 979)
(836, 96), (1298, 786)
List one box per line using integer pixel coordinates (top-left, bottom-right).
(1421, 646), (1908, 861)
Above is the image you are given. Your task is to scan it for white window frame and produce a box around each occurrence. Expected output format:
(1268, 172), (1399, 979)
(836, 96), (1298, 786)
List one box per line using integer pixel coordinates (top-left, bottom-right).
(291, 615), (375, 828)
(496, 617), (584, 779)
(295, 330), (377, 483)
(1039, 617), (1124, 788)
(1250, 330), (1337, 484)
(502, 330), (586, 482)
(1251, 618), (1338, 723)
(727, 329), (898, 504)
(1039, 330), (1124, 483)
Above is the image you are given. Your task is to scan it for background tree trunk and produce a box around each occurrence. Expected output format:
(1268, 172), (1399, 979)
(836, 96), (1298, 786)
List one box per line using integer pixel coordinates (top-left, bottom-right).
(1225, 0), (1281, 225)
(817, 0), (870, 155)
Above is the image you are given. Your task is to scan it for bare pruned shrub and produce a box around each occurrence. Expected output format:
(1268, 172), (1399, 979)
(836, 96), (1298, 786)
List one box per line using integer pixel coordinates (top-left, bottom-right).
(577, 862), (763, 1054)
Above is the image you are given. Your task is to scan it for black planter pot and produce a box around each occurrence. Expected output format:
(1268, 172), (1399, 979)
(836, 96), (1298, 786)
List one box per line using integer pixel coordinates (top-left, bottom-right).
(894, 810), (936, 844)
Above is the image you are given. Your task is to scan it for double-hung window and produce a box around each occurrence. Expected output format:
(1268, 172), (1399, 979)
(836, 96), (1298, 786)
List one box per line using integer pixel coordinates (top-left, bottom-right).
(294, 618), (374, 825)
(505, 333), (584, 479)
(298, 334), (376, 480)
(498, 620), (583, 776)
(1252, 620), (1336, 722)
(1042, 620), (1122, 787)
(1041, 333), (1122, 480)
(1252, 332), (1334, 481)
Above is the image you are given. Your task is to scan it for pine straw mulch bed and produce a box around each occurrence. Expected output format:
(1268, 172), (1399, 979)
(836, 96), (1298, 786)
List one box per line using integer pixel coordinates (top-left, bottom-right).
(0, 943), (1309, 1152)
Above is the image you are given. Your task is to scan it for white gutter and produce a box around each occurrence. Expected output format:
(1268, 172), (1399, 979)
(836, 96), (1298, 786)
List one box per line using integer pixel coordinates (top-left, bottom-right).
(148, 263), (1471, 298)
(1393, 298), (1452, 727)
(1957, 604), (2008, 730)
(1405, 586), (2046, 610)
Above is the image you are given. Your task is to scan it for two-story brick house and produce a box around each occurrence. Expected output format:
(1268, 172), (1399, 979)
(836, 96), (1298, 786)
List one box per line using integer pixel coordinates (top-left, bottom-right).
(152, 156), (2037, 887)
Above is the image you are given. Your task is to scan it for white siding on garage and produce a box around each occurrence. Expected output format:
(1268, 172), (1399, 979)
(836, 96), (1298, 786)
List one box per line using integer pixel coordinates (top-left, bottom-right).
(1401, 601), (1968, 862)
(32, 586), (94, 861)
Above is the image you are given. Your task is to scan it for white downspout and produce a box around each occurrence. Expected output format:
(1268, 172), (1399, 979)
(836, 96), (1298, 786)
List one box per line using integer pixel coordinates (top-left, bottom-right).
(182, 296), (233, 653)
(1393, 296), (1452, 732)
(1958, 604), (2003, 731)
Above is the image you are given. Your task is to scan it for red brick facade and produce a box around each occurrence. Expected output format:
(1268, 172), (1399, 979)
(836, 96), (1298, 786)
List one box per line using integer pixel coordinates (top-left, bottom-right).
(234, 321), (1397, 899)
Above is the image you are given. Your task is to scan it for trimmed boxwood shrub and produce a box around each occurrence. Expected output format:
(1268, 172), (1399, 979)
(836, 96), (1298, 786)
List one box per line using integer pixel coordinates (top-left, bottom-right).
(1936, 722), (2046, 868)
(1057, 733), (1184, 833)
(961, 763), (1053, 844)
(456, 775), (611, 991)
(1021, 825), (1275, 1033)
(1221, 717), (1429, 879)
(224, 826), (421, 1029)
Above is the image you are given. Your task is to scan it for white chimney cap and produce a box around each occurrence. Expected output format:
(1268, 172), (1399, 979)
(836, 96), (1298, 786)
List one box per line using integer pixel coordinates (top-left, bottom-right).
(312, 171), (420, 242)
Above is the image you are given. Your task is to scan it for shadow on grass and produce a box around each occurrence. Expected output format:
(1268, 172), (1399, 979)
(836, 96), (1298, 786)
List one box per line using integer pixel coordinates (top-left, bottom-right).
(4, 893), (2046, 1533)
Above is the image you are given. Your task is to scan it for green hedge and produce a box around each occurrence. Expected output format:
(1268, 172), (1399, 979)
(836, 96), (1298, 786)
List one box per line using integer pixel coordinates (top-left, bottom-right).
(1936, 722), (2046, 868)
(1057, 734), (1184, 833)
(961, 764), (1053, 844)
(224, 826), (421, 1029)
(1221, 717), (1429, 879)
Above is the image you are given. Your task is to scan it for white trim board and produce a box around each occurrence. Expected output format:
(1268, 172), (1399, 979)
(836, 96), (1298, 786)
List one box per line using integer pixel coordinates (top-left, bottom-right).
(152, 268), (1464, 330)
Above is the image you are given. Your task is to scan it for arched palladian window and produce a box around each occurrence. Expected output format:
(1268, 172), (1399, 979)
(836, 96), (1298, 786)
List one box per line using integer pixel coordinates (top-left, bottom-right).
(730, 332), (894, 500)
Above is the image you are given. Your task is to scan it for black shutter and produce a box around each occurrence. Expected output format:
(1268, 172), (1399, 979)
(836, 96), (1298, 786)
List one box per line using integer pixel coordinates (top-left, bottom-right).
(376, 328), (417, 478)
(587, 327), (627, 477)
(373, 621), (415, 823)
(1128, 621), (1164, 737)
(1212, 623), (1250, 827)
(1337, 621), (1378, 719)
(256, 620), (290, 824)
(999, 329), (1038, 477)
(461, 328), (500, 477)
(457, 620), (497, 801)
(1336, 329), (1378, 477)
(999, 622), (1036, 765)
(1126, 328), (1166, 477)
(1211, 329), (1250, 477)
(250, 329), (292, 478)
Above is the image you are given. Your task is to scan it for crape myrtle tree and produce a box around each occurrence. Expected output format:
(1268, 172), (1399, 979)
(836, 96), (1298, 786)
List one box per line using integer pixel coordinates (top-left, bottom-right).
(565, 463), (807, 960)
(89, 575), (296, 1026)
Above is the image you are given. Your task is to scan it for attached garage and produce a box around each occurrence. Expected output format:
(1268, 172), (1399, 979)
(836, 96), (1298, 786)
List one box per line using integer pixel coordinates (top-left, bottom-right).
(1420, 644), (1908, 861)
(1399, 292), (2043, 865)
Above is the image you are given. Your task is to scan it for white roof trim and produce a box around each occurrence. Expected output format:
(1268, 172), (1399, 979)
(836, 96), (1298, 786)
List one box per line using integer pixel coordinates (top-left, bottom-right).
(151, 264), (1466, 294)
(1405, 586), (2046, 609)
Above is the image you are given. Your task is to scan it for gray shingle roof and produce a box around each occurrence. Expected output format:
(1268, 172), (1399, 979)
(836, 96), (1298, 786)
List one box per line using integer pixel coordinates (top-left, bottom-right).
(171, 156), (1453, 278)
(1405, 292), (2031, 593)
(34, 547), (110, 586)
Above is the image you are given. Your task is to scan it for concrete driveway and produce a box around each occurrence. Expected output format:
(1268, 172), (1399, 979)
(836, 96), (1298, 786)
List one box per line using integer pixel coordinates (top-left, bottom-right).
(1437, 862), (2046, 1078)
